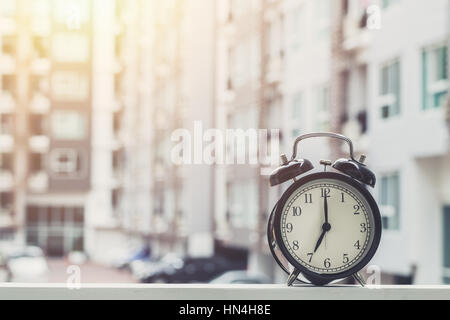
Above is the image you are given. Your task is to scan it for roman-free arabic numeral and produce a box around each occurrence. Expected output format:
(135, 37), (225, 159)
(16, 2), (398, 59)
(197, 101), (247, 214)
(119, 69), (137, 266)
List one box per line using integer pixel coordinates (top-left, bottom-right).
(304, 193), (312, 204)
(292, 241), (299, 251)
(341, 192), (345, 203)
(321, 188), (331, 198)
(307, 253), (313, 263)
(292, 207), (302, 216)
(324, 258), (331, 268)
(343, 254), (349, 264)
(360, 223), (367, 233)
(354, 240), (361, 250)
(354, 205), (361, 215)
(286, 223), (293, 233)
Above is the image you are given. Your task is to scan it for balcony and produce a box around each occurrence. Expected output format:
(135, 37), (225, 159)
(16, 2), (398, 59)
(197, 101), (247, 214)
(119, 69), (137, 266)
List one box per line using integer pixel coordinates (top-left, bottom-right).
(28, 171), (49, 193)
(29, 135), (50, 153)
(0, 92), (15, 112)
(0, 170), (13, 191)
(0, 284), (448, 300)
(0, 54), (15, 74)
(31, 19), (51, 36)
(342, 15), (370, 52)
(30, 58), (51, 74)
(0, 17), (16, 35)
(30, 93), (50, 114)
(0, 134), (13, 152)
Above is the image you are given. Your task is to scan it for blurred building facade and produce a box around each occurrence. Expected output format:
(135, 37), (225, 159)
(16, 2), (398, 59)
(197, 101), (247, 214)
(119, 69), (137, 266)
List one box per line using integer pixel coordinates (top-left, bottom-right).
(0, 0), (449, 285)
(331, 0), (449, 284)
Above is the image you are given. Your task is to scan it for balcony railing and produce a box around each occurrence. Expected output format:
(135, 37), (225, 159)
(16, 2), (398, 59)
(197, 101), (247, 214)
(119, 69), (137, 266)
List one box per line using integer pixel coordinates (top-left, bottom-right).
(0, 284), (449, 300)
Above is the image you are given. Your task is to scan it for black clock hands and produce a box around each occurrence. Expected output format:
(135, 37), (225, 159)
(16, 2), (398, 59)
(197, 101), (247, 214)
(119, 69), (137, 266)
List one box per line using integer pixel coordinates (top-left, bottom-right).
(314, 194), (331, 253)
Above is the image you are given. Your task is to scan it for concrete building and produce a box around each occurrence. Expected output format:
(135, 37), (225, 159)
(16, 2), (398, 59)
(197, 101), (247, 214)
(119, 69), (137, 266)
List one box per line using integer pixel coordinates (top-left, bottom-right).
(0, 0), (92, 256)
(214, 0), (334, 281)
(331, 0), (450, 284)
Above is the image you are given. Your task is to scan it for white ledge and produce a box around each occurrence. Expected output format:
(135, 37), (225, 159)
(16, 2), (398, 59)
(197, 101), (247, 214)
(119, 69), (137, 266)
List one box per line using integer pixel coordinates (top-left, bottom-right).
(0, 284), (450, 300)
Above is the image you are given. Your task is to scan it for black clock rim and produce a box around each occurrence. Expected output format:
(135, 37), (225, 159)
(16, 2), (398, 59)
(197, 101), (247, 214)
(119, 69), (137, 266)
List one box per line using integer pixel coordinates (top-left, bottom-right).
(273, 172), (382, 284)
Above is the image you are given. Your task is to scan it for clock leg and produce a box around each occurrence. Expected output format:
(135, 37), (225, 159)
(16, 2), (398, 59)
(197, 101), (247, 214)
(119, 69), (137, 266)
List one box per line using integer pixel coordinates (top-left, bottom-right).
(287, 268), (301, 286)
(352, 272), (366, 287)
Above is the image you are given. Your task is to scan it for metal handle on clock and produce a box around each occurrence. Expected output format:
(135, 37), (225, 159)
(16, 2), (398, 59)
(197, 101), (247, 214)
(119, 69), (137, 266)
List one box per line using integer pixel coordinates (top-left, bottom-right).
(290, 132), (357, 163)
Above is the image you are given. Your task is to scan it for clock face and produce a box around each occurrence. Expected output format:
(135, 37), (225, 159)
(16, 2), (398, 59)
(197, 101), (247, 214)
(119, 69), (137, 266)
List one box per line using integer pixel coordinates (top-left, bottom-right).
(279, 177), (377, 275)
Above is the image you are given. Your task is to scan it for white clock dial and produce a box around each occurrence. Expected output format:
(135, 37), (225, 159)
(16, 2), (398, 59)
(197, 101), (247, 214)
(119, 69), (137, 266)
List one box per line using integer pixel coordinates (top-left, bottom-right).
(280, 178), (375, 274)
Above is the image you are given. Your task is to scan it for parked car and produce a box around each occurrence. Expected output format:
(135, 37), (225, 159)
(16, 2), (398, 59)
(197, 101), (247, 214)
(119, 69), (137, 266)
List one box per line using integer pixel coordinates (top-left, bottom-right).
(210, 271), (272, 284)
(6, 246), (49, 283)
(140, 255), (246, 283)
(112, 244), (152, 271)
(132, 253), (183, 282)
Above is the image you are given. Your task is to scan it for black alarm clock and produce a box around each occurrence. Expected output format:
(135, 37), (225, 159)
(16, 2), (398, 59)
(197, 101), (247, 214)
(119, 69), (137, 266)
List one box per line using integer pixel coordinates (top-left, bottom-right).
(268, 132), (382, 286)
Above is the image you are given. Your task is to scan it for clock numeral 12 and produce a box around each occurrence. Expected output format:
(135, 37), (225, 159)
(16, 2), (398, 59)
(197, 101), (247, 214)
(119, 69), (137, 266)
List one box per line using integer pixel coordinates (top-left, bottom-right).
(321, 188), (331, 198)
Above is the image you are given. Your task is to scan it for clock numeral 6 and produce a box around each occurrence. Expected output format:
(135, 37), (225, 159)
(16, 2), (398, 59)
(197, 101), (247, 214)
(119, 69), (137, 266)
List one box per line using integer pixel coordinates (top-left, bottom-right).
(292, 241), (299, 251)
(324, 258), (331, 269)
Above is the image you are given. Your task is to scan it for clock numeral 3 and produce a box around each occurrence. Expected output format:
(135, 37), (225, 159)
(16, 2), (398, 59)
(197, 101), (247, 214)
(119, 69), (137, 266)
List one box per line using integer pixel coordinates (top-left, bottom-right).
(360, 223), (367, 233)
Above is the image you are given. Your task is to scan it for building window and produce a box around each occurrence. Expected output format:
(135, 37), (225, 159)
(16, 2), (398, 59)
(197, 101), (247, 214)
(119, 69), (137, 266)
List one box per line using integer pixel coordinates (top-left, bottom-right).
(0, 114), (14, 135)
(422, 45), (448, 110)
(316, 0), (331, 40)
(379, 60), (400, 119)
(29, 114), (47, 136)
(51, 111), (87, 140)
(382, 0), (399, 9)
(290, 5), (304, 50)
(0, 153), (13, 171)
(291, 92), (303, 139)
(52, 71), (89, 101)
(316, 85), (330, 131)
(379, 172), (400, 230)
(228, 179), (258, 229)
(49, 148), (85, 178)
(52, 33), (89, 63)
(0, 192), (13, 211)
(444, 206), (450, 284)
(29, 153), (45, 173)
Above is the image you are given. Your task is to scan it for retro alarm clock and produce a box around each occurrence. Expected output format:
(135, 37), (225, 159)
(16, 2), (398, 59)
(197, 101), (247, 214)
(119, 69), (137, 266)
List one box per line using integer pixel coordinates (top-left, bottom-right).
(268, 133), (381, 286)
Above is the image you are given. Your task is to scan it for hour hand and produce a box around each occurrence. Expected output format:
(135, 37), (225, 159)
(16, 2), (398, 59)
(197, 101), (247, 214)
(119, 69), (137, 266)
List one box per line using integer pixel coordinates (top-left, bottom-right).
(313, 230), (326, 253)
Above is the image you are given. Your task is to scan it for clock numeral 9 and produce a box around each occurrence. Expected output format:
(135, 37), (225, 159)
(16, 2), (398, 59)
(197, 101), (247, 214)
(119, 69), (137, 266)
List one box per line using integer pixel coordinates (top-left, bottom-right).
(324, 258), (331, 269)
(286, 223), (293, 233)
(292, 241), (299, 251)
